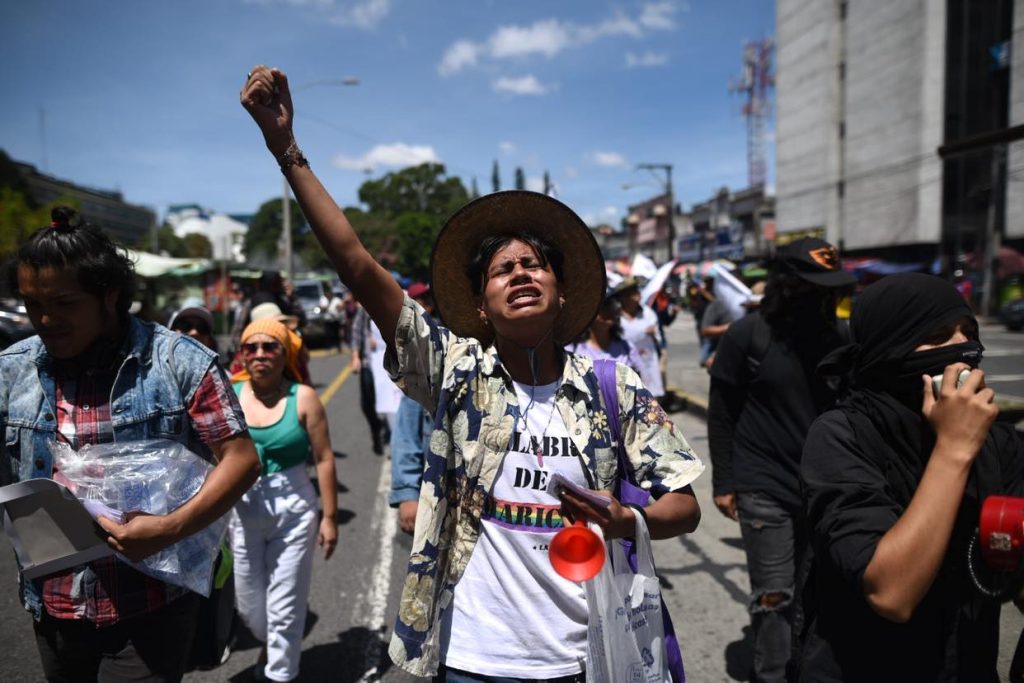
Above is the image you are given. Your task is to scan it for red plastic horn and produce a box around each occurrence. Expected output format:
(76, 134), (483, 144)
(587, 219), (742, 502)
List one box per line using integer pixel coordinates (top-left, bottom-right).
(549, 520), (606, 582)
(979, 495), (1024, 572)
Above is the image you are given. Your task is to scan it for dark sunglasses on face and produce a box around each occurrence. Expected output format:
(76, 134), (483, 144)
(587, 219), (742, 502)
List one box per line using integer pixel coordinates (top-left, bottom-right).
(242, 341), (283, 355)
(172, 318), (211, 335)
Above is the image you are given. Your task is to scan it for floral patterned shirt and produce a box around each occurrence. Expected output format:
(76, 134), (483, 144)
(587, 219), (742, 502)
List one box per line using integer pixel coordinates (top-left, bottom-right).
(384, 294), (704, 677)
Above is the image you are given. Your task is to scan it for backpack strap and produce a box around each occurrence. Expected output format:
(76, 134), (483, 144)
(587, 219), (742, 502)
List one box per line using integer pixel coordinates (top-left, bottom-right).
(594, 359), (631, 484)
(744, 313), (772, 378)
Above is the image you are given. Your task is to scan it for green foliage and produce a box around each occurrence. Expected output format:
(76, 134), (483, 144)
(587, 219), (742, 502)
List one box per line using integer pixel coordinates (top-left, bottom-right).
(245, 197), (306, 261)
(181, 232), (213, 258)
(543, 171), (552, 195)
(0, 189), (80, 261)
(491, 159), (501, 193)
(514, 167), (525, 191)
(395, 212), (441, 281)
(357, 163), (468, 219)
(471, 177), (480, 199)
(155, 224), (184, 256)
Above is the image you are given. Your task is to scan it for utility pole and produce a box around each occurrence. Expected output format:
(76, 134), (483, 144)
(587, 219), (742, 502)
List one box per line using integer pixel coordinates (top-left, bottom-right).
(281, 76), (360, 281)
(636, 163), (675, 260)
(283, 177), (293, 282)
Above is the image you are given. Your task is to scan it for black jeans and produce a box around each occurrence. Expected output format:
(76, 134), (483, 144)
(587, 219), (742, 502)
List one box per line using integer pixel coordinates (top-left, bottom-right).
(34, 593), (201, 683)
(358, 366), (384, 450)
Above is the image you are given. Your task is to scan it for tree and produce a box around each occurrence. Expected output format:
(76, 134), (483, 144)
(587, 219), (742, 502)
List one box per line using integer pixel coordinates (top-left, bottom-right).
(543, 171), (552, 195)
(245, 197), (306, 263)
(0, 189), (79, 262)
(471, 177), (480, 199)
(514, 167), (525, 191)
(395, 212), (441, 281)
(155, 224), (185, 257)
(182, 232), (213, 258)
(357, 163), (468, 219)
(491, 159), (501, 193)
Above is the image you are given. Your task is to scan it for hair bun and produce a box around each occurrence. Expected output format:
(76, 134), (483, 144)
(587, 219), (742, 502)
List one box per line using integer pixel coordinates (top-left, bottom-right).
(50, 206), (83, 231)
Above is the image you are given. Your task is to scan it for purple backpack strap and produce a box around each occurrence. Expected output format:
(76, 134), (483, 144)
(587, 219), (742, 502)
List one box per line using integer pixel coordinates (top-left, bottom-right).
(593, 359), (686, 682)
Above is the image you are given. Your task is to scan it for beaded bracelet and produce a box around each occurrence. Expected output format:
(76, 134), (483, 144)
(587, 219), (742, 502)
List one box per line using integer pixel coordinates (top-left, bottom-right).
(277, 140), (310, 173)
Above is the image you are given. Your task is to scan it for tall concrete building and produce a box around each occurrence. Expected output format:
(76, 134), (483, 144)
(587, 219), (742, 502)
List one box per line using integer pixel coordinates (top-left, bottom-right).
(776, 0), (1020, 260)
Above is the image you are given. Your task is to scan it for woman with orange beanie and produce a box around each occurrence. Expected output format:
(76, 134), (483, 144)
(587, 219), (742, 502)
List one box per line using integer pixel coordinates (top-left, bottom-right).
(229, 319), (338, 682)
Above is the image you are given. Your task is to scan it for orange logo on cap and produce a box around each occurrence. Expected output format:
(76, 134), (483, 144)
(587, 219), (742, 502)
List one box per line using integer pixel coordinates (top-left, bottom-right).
(809, 247), (839, 270)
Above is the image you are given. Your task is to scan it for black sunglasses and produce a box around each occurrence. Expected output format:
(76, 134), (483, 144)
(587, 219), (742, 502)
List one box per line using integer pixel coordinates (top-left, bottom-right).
(242, 341), (283, 355)
(172, 318), (211, 335)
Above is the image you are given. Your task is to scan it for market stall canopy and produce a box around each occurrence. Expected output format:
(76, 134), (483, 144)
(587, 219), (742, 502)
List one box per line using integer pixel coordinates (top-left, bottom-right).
(125, 249), (210, 278)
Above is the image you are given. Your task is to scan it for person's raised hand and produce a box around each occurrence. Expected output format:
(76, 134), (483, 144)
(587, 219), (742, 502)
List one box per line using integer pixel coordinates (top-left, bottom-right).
(922, 363), (998, 466)
(240, 65), (295, 157)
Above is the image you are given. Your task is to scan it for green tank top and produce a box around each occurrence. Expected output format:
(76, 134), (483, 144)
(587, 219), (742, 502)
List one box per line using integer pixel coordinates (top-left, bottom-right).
(233, 381), (311, 475)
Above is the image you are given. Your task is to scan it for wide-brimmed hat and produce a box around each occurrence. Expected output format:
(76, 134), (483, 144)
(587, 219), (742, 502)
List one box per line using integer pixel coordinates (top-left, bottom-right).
(168, 297), (214, 332)
(430, 191), (606, 346)
(776, 237), (856, 288)
(250, 301), (301, 330)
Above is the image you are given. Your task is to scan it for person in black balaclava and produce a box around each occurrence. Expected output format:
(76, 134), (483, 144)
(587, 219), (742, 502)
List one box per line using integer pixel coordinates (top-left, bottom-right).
(798, 273), (1024, 682)
(708, 237), (856, 683)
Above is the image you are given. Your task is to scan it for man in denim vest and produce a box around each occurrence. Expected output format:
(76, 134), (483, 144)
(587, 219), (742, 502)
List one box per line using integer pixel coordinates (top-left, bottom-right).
(0, 208), (260, 682)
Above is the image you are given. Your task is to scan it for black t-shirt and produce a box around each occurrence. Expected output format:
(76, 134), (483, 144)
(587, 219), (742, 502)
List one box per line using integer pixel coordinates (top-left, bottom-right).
(709, 313), (842, 510)
(799, 412), (1024, 682)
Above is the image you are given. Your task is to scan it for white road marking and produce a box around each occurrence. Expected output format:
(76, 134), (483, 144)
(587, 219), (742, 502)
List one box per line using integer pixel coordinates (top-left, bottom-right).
(355, 453), (398, 683)
(989, 374), (1024, 382)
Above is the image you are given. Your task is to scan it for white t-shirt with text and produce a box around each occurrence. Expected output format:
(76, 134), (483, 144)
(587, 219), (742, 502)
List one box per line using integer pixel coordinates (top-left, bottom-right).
(440, 380), (589, 678)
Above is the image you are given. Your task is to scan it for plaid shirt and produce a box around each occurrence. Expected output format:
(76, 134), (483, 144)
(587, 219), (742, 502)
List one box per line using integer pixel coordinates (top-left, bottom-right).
(42, 348), (245, 625)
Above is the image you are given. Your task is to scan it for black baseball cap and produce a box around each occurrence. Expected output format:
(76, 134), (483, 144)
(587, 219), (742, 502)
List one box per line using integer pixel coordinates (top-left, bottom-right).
(777, 237), (856, 288)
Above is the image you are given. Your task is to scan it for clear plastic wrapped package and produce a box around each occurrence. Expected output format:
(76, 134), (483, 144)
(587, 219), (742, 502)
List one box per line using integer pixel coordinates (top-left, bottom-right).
(48, 439), (227, 597)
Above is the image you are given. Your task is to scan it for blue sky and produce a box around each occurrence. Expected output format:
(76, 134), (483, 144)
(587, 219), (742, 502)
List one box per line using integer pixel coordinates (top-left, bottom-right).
(0, 0), (775, 228)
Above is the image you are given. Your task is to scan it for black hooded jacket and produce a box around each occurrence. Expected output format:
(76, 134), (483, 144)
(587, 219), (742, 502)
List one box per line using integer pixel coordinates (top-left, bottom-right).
(798, 274), (1024, 682)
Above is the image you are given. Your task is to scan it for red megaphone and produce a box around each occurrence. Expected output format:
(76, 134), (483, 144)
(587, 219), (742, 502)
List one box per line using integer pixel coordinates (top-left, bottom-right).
(549, 520), (606, 582)
(979, 495), (1024, 572)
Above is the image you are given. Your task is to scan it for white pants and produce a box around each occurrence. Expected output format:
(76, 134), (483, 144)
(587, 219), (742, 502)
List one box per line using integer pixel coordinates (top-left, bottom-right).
(230, 465), (319, 682)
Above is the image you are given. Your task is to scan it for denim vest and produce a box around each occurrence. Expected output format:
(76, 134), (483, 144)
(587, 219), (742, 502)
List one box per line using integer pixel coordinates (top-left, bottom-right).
(0, 317), (220, 617)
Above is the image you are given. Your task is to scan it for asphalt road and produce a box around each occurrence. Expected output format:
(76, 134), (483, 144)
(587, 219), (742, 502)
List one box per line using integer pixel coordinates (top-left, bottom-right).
(0, 346), (1021, 682)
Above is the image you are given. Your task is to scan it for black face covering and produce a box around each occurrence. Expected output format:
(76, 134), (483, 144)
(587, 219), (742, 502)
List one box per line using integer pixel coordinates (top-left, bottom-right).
(815, 274), (980, 506)
(895, 340), (983, 383)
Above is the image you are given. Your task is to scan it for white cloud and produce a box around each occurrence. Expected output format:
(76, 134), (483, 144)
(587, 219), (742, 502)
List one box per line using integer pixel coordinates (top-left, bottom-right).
(492, 75), (551, 96)
(526, 176), (546, 193)
(499, 141), (518, 154)
(438, 3), (680, 75)
(438, 40), (483, 76)
(250, 0), (393, 29)
(332, 143), (440, 171)
(490, 19), (572, 59)
(588, 151), (630, 168)
(329, 0), (391, 28)
(581, 206), (621, 226)
(626, 51), (669, 68)
(639, 2), (679, 30)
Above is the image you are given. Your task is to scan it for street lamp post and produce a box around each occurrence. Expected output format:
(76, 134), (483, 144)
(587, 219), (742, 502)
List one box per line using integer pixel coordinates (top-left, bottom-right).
(635, 163), (675, 261)
(281, 77), (360, 282)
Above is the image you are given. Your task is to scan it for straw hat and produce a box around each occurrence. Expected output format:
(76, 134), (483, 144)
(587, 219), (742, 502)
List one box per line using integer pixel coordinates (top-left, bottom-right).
(430, 191), (606, 346)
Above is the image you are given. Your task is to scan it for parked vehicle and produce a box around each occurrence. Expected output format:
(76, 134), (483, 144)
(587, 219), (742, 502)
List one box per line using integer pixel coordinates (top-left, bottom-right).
(0, 299), (34, 350)
(999, 298), (1024, 331)
(293, 278), (330, 347)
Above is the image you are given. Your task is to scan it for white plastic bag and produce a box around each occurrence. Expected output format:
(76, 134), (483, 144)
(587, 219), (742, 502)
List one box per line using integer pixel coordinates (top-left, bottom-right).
(48, 439), (227, 597)
(585, 514), (670, 683)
